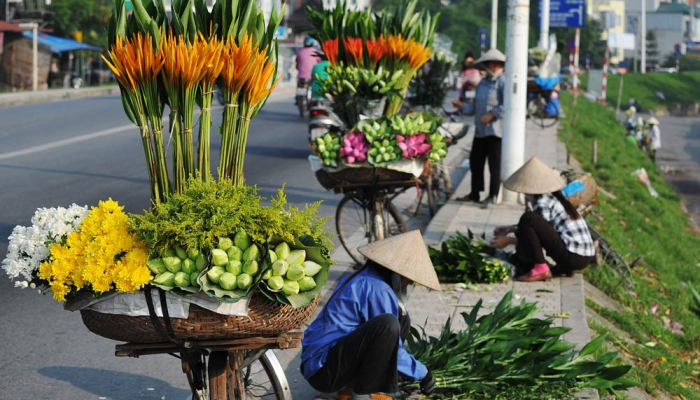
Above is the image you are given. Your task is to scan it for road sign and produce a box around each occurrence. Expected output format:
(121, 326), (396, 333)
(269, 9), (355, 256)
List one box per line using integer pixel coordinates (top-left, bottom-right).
(567, 38), (576, 52)
(687, 41), (700, 55)
(539, 0), (586, 28)
(478, 28), (488, 49)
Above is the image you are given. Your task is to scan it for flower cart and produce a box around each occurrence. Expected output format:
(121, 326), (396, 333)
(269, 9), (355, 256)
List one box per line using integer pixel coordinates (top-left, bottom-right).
(2, 1), (333, 399)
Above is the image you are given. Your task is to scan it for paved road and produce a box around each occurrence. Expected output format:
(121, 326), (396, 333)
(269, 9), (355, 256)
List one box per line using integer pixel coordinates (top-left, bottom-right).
(0, 88), (344, 400)
(656, 115), (700, 227)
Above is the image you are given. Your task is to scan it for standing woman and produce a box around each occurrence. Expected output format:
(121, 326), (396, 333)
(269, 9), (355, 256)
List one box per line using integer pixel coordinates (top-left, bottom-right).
(454, 49), (506, 205)
(489, 157), (596, 282)
(301, 231), (439, 400)
(647, 117), (661, 162)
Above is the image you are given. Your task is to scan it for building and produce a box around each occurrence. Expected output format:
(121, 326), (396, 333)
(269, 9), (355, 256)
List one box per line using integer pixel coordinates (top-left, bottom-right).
(647, 1), (699, 59)
(587, 0), (627, 63)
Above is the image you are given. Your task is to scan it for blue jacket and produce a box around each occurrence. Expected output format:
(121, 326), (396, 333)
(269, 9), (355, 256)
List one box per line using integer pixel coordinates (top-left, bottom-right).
(300, 267), (428, 382)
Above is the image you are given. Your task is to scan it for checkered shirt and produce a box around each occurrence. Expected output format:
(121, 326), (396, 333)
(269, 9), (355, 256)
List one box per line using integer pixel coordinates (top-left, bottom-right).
(533, 194), (595, 257)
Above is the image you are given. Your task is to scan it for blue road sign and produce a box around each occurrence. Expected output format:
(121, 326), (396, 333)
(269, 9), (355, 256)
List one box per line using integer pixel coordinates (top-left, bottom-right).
(478, 28), (488, 49)
(538, 0), (586, 28)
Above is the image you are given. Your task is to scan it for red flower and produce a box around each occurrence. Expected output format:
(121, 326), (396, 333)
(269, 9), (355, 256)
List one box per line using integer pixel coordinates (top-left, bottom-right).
(321, 39), (339, 64)
(366, 38), (386, 65)
(343, 37), (364, 65)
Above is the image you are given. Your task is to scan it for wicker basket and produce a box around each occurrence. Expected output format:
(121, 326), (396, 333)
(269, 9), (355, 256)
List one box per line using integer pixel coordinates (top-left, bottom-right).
(80, 292), (320, 343)
(565, 173), (598, 209)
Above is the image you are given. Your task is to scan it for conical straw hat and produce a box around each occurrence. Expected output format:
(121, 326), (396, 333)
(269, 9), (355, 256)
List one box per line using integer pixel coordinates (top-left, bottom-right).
(358, 230), (441, 291)
(474, 48), (506, 65)
(504, 156), (566, 195)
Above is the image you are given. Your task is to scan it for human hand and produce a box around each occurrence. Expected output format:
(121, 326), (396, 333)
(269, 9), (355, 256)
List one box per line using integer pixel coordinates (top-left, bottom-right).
(420, 370), (436, 395)
(494, 225), (512, 236)
(490, 235), (512, 249)
(479, 112), (495, 125)
(452, 99), (463, 110)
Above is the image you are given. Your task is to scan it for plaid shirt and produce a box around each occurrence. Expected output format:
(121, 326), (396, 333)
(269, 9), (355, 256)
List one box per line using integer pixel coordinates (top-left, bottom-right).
(533, 194), (595, 257)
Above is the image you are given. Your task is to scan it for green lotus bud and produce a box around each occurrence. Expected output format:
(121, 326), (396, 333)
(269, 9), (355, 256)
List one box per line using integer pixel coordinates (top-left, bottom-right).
(286, 264), (305, 281)
(303, 261), (323, 277)
(160, 248), (176, 258)
(218, 237), (234, 251)
(262, 269), (272, 280)
(298, 276), (317, 292)
(219, 272), (238, 290)
(174, 271), (190, 288)
(162, 256), (182, 273)
(267, 276), (284, 291)
(175, 246), (187, 260)
(211, 249), (229, 267)
(226, 260), (242, 275)
(282, 280), (300, 296)
(146, 259), (167, 275)
(206, 266), (226, 284)
(243, 245), (260, 262)
(272, 260), (289, 276)
(187, 248), (200, 260)
(237, 273), (253, 290)
(275, 242), (291, 260)
(286, 250), (306, 266)
(226, 245), (242, 261)
(181, 259), (195, 274)
(154, 272), (175, 287)
(243, 260), (259, 276)
(195, 254), (206, 271)
(234, 231), (252, 250)
(268, 250), (278, 263)
(190, 272), (201, 288)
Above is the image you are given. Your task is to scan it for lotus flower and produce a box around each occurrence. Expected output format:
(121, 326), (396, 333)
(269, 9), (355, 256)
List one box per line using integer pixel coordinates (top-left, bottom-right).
(340, 132), (370, 164)
(397, 133), (432, 159)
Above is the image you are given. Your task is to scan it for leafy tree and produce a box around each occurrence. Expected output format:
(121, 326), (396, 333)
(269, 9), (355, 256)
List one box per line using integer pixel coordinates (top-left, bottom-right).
(646, 30), (659, 69)
(49, 0), (112, 48)
(554, 18), (606, 68)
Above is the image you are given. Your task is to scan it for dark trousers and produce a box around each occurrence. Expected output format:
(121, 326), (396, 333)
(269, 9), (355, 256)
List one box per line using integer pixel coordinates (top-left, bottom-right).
(515, 211), (593, 276)
(470, 136), (501, 197)
(307, 314), (402, 395)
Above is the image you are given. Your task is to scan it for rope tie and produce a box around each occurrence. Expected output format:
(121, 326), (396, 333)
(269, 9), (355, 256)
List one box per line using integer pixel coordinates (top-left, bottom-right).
(225, 104), (238, 108)
(181, 128), (193, 133)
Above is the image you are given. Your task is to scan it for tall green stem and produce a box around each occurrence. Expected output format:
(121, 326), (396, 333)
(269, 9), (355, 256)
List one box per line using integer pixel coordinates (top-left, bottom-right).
(198, 85), (214, 181)
(150, 115), (171, 202)
(139, 126), (159, 203)
(231, 103), (250, 187)
(169, 109), (185, 193)
(181, 87), (197, 180)
(218, 95), (239, 180)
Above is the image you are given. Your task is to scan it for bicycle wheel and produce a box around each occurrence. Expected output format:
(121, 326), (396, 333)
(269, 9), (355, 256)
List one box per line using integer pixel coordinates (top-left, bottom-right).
(205, 350), (291, 400)
(336, 195), (406, 265)
(427, 164), (450, 217)
(242, 350), (292, 400)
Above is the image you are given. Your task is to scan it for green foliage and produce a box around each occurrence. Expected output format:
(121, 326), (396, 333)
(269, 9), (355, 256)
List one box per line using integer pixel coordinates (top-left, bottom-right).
(428, 230), (510, 284)
(129, 179), (331, 254)
(559, 93), (700, 399)
(408, 53), (455, 108)
(49, 0), (112, 48)
(662, 54), (700, 72)
(405, 291), (636, 397)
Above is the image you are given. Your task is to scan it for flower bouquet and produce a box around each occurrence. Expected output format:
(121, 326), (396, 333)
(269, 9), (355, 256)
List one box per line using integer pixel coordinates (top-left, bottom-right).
(2, 0), (333, 342)
(307, 0), (438, 122)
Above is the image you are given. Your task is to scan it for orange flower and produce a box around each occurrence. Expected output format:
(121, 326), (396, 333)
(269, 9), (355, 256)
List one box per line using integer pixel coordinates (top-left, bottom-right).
(221, 34), (257, 95)
(244, 48), (279, 108)
(103, 32), (164, 90)
(366, 38), (387, 65)
(384, 34), (411, 61)
(406, 40), (431, 70)
(343, 37), (363, 65)
(321, 38), (339, 64)
(160, 33), (210, 90)
(200, 35), (226, 85)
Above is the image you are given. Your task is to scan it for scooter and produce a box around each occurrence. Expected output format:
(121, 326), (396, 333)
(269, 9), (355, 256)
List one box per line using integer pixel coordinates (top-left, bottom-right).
(308, 99), (346, 143)
(296, 79), (312, 119)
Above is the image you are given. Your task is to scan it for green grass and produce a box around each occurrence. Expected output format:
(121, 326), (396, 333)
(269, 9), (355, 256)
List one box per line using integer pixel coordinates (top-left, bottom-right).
(579, 71), (700, 110)
(559, 93), (700, 399)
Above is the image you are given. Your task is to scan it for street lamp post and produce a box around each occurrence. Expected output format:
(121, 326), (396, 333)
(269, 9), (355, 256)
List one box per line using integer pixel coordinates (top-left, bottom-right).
(491, 0), (498, 49)
(540, 0), (550, 50)
(18, 22), (39, 91)
(641, 0), (646, 74)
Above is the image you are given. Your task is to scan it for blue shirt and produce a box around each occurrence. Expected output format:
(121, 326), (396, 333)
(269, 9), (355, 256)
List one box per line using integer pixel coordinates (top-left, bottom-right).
(300, 267), (428, 382)
(474, 73), (505, 139)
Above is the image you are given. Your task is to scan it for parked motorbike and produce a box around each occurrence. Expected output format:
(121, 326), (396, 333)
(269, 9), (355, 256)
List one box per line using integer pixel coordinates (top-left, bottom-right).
(296, 78), (312, 119)
(308, 99), (346, 144)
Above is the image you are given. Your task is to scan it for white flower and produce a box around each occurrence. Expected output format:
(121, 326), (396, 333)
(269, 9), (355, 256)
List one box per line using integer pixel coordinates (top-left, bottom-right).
(2, 203), (89, 285)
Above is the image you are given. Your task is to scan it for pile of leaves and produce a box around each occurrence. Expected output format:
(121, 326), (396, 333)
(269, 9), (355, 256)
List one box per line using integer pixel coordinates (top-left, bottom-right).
(428, 230), (510, 284)
(404, 291), (637, 398)
(408, 52), (455, 109)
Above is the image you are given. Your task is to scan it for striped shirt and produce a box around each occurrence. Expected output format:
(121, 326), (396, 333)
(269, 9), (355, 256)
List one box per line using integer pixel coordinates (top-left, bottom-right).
(533, 194), (595, 257)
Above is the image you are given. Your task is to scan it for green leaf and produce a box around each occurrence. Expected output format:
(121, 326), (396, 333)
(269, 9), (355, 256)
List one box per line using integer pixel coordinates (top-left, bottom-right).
(577, 334), (607, 358)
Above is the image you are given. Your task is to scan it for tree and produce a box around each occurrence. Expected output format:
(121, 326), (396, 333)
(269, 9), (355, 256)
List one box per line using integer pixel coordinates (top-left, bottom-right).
(554, 18), (606, 68)
(646, 30), (660, 69)
(48, 0), (112, 48)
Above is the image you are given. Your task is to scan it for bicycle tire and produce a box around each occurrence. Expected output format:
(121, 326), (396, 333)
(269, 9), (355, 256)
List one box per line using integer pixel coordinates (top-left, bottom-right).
(429, 164), (451, 216)
(336, 195), (407, 265)
(426, 174), (438, 217)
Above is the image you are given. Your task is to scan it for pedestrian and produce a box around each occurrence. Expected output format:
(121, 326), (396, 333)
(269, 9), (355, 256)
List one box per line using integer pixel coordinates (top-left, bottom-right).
(296, 36), (321, 82)
(489, 157), (595, 282)
(454, 49), (506, 205)
(647, 117), (661, 162)
(301, 231), (439, 400)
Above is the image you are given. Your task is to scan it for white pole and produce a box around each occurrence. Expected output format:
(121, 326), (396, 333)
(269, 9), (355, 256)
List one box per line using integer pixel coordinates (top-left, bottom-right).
(641, 0), (646, 74)
(32, 24), (38, 91)
(540, 0), (550, 50)
(501, 0), (530, 203)
(491, 0), (498, 49)
(573, 28), (580, 94)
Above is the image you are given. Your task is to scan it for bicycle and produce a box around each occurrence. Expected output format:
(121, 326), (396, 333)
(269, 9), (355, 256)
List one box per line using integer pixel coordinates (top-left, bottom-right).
(334, 179), (412, 265)
(526, 90), (559, 129)
(115, 332), (300, 400)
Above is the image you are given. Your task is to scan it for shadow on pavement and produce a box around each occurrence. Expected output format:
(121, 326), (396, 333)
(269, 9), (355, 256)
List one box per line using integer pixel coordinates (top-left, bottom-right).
(39, 366), (190, 400)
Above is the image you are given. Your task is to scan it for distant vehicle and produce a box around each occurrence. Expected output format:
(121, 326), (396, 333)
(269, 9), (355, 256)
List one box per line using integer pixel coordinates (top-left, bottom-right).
(656, 67), (677, 73)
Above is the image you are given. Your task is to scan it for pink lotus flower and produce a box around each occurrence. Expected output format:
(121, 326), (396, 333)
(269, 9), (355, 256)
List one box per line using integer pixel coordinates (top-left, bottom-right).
(397, 133), (432, 159)
(340, 132), (369, 164)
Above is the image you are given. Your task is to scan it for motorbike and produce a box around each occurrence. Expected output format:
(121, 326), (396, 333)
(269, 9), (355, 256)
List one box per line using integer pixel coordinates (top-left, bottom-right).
(296, 78), (312, 119)
(308, 99), (346, 144)
(459, 80), (477, 116)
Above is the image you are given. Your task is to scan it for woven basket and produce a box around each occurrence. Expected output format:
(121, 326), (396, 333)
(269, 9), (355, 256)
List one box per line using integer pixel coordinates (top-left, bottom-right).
(80, 292), (320, 343)
(565, 173), (598, 209)
(315, 167), (418, 191)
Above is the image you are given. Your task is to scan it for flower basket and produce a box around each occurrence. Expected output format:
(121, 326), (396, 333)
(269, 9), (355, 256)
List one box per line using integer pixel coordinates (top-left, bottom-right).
(563, 172), (598, 209)
(79, 291), (320, 343)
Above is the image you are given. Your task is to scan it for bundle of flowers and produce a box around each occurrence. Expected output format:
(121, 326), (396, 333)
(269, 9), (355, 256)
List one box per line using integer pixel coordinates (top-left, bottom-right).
(3, 0), (333, 310)
(307, 0), (438, 120)
(311, 112), (447, 168)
